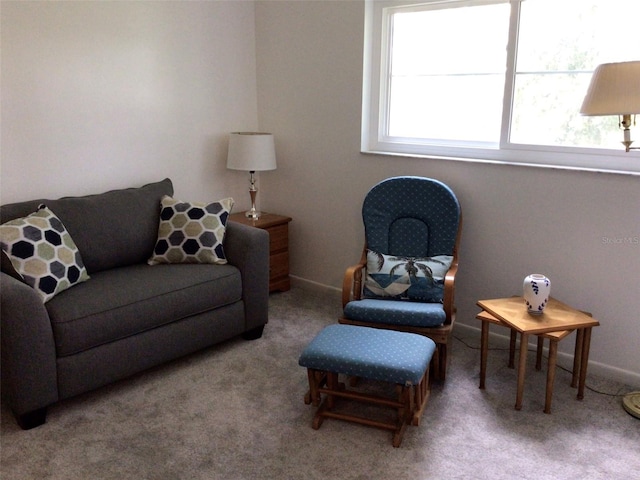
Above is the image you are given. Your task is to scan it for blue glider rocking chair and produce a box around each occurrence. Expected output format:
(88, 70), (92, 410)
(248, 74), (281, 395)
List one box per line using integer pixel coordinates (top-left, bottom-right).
(340, 176), (462, 382)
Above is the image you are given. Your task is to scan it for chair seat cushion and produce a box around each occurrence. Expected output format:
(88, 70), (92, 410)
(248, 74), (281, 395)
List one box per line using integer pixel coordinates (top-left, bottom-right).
(343, 298), (446, 328)
(298, 324), (435, 385)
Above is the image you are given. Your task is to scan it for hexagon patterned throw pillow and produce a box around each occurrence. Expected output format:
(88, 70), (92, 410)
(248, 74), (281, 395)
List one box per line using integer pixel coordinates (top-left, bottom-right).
(148, 195), (234, 265)
(0, 205), (90, 303)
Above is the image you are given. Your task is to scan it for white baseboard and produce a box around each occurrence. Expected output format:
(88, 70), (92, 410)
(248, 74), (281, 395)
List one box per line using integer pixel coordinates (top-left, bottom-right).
(290, 275), (341, 296)
(288, 275), (640, 388)
(455, 322), (640, 388)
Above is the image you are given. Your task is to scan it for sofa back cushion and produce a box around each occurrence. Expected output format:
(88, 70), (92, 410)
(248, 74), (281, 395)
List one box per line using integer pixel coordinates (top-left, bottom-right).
(0, 178), (173, 273)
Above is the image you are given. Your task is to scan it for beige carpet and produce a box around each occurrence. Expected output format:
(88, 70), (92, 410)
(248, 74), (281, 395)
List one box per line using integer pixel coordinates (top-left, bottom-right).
(1, 286), (638, 479)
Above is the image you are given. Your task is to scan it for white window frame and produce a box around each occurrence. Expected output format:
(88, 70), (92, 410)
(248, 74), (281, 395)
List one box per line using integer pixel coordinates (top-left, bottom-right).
(362, 0), (640, 175)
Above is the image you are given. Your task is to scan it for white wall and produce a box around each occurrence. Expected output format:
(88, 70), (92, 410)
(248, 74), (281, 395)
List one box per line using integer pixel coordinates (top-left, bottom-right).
(1, 0), (258, 207)
(2, 0), (638, 386)
(255, 1), (640, 386)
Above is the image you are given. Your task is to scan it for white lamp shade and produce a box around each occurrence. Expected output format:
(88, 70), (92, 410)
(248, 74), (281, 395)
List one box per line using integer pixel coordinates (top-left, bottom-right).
(580, 61), (640, 116)
(226, 132), (277, 171)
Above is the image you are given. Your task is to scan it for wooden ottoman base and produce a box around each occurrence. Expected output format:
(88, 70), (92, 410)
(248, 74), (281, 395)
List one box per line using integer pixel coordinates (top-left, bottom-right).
(304, 367), (430, 447)
(298, 325), (435, 447)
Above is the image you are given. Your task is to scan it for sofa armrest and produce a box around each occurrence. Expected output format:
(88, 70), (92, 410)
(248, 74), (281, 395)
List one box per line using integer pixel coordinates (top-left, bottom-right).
(0, 272), (59, 417)
(223, 222), (270, 331)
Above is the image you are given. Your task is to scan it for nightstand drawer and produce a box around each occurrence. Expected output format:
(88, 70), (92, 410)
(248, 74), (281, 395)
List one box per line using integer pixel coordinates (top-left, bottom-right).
(269, 224), (289, 253)
(270, 251), (289, 279)
(228, 212), (292, 292)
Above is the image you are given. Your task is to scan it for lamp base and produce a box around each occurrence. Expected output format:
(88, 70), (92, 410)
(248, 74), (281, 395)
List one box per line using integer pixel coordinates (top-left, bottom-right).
(246, 172), (262, 219)
(622, 391), (640, 419)
(245, 208), (262, 219)
(621, 115), (637, 152)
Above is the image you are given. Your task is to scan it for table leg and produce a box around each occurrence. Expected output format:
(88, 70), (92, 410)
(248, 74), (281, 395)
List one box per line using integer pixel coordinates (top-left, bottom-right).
(577, 328), (592, 400)
(571, 329), (584, 388)
(480, 320), (489, 389)
(508, 329), (517, 368)
(544, 340), (559, 414)
(536, 336), (544, 371)
(515, 332), (528, 410)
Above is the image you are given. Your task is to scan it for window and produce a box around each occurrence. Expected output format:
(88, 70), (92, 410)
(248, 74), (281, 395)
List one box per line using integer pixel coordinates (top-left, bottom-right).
(362, 0), (640, 174)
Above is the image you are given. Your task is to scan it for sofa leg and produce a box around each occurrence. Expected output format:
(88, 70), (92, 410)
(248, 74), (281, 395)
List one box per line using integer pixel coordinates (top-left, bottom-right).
(242, 325), (265, 340)
(14, 407), (47, 430)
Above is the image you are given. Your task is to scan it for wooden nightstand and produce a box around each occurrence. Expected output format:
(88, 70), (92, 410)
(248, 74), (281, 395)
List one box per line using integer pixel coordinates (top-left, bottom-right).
(229, 212), (292, 292)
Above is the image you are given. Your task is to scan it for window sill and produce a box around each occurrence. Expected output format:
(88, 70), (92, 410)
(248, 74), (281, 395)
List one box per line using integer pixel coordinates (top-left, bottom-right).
(361, 145), (640, 177)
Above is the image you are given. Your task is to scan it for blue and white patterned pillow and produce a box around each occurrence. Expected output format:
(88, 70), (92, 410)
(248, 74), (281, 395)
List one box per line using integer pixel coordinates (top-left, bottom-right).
(148, 196), (234, 265)
(0, 205), (90, 302)
(363, 250), (453, 302)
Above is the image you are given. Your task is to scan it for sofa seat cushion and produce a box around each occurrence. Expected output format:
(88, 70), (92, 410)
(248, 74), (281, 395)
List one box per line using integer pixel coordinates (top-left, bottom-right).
(46, 263), (242, 357)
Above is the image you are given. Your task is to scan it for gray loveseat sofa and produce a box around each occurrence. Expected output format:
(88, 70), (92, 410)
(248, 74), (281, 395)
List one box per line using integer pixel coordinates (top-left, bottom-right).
(0, 178), (269, 429)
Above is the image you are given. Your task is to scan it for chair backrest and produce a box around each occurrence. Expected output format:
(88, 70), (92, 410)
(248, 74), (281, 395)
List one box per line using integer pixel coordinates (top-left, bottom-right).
(362, 176), (460, 257)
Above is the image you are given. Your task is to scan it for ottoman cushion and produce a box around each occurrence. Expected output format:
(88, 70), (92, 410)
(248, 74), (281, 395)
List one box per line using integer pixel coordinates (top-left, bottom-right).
(298, 324), (435, 386)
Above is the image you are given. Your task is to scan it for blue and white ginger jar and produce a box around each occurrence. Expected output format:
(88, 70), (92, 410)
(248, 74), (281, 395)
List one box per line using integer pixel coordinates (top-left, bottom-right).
(523, 274), (551, 315)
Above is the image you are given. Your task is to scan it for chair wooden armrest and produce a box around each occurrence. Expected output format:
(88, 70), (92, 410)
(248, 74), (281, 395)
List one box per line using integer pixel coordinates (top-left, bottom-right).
(442, 258), (458, 322)
(442, 212), (462, 323)
(342, 250), (367, 308)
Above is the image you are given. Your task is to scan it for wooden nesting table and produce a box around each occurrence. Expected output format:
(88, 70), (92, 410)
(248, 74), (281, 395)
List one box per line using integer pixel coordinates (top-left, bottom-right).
(476, 297), (599, 413)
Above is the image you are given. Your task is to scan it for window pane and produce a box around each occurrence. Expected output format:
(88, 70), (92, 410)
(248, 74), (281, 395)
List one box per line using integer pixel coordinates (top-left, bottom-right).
(510, 72), (623, 148)
(511, 0), (640, 148)
(390, 74), (505, 142)
(387, 3), (510, 143)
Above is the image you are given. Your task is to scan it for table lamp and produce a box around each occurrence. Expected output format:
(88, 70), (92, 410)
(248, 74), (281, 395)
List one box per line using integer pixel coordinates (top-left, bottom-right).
(226, 132), (277, 219)
(580, 60), (640, 152)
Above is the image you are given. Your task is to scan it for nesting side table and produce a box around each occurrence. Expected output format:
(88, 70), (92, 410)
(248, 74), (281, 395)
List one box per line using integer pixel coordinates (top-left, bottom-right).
(476, 296), (599, 413)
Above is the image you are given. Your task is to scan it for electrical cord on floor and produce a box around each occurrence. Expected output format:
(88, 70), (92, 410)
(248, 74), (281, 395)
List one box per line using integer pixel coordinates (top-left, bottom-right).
(453, 334), (627, 397)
